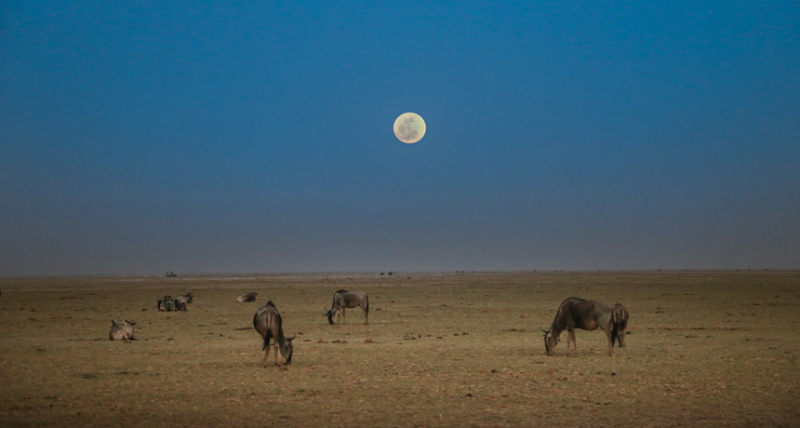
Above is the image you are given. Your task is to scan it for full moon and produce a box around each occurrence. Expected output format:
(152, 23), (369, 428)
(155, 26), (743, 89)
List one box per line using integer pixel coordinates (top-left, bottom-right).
(393, 112), (426, 144)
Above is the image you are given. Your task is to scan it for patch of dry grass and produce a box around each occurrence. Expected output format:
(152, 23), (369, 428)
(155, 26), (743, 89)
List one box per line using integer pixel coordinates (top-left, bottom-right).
(1, 271), (798, 427)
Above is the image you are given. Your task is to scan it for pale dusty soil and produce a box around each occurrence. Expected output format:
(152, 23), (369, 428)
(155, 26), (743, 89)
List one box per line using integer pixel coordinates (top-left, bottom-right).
(1, 271), (798, 427)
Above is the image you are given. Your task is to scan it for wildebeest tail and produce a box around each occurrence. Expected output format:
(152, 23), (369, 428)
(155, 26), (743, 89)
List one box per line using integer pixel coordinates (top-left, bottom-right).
(613, 325), (623, 347)
(611, 310), (621, 347)
(262, 329), (273, 351)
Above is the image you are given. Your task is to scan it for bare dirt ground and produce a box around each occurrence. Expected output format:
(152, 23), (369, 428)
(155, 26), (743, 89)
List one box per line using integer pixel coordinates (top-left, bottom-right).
(1, 271), (798, 427)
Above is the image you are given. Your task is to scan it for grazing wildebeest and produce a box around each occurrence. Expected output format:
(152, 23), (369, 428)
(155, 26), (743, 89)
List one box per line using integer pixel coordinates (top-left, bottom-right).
(109, 320), (135, 340)
(237, 292), (258, 303)
(253, 301), (295, 368)
(177, 293), (194, 304)
(325, 289), (369, 325)
(158, 296), (175, 312)
(543, 297), (618, 357)
(612, 303), (629, 347)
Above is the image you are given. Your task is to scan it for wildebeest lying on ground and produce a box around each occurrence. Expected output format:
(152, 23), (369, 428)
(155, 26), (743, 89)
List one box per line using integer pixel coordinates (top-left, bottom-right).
(612, 303), (629, 347)
(544, 297), (619, 356)
(253, 301), (295, 368)
(177, 293), (194, 304)
(326, 289), (369, 325)
(237, 292), (258, 303)
(174, 299), (187, 311)
(109, 320), (135, 340)
(158, 296), (175, 311)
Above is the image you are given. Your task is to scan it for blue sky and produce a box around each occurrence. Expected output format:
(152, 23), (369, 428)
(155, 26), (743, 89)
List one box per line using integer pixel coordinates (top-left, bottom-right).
(1, 1), (798, 276)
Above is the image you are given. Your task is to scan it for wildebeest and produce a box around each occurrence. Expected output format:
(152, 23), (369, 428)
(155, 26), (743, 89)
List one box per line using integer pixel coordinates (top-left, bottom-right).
(158, 295), (175, 312)
(174, 300), (187, 311)
(177, 293), (194, 304)
(253, 301), (295, 368)
(109, 320), (135, 340)
(612, 303), (629, 347)
(237, 292), (258, 303)
(326, 289), (369, 325)
(543, 297), (618, 357)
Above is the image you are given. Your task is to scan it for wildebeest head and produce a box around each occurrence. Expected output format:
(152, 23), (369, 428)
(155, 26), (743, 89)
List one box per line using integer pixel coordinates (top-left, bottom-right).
(543, 330), (559, 356)
(325, 308), (336, 325)
(282, 334), (296, 365)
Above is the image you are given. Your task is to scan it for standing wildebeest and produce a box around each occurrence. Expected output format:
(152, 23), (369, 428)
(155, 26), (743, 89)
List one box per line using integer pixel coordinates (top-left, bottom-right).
(253, 301), (295, 368)
(177, 293), (194, 304)
(158, 296), (175, 312)
(237, 292), (258, 303)
(326, 290), (369, 325)
(543, 297), (618, 357)
(612, 303), (629, 347)
(109, 320), (135, 340)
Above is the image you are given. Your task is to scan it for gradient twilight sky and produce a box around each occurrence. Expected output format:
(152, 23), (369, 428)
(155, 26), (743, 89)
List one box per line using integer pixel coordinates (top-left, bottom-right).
(1, 1), (798, 276)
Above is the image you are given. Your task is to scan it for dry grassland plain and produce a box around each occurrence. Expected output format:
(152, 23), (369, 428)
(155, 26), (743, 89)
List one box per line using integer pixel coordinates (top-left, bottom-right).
(1, 271), (798, 427)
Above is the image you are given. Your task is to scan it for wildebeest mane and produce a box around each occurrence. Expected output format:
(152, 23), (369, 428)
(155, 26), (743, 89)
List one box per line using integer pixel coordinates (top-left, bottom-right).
(545, 297), (585, 335)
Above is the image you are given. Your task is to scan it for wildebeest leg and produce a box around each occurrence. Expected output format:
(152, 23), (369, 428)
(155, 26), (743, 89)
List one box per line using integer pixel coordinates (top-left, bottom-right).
(263, 341), (271, 367)
(604, 327), (614, 356)
(341, 308), (346, 324)
(274, 343), (280, 367)
(566, 327), (576, 353)
(363, 302), (369, 325)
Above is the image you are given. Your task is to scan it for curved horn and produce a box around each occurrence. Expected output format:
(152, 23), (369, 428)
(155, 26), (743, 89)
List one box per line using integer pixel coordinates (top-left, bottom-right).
(287, 334), (297, 341)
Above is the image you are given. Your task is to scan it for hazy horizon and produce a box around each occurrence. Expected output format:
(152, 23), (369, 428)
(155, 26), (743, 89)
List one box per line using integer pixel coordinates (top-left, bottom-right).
(0, 267), (793, 280)
(2, 1), (798, 276)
